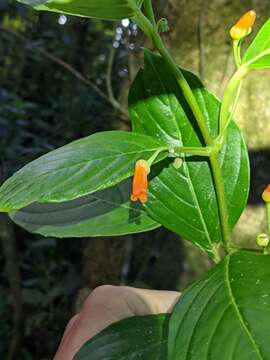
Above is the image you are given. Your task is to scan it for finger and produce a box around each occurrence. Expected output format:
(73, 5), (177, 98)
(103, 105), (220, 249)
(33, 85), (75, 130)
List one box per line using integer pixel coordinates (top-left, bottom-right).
(54, 314), (81, 360)
(53, 286), (181, 360)
(53, 285), (129, 360)
(56, 314), (80, 350)
(123, 287), (180, 314)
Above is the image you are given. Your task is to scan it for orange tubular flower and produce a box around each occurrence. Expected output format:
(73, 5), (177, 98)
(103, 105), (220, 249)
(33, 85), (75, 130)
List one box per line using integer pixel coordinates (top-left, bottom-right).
(230, 10), (256, 40)
(262, 184), (270, 203)
(131, 159), (150, 204)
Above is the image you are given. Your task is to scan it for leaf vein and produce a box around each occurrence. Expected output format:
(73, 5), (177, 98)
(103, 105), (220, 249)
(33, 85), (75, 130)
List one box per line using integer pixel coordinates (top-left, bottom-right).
(224, 256), (264, 360)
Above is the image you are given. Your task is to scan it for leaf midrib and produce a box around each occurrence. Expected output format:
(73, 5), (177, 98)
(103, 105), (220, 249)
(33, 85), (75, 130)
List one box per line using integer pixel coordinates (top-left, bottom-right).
(185, 282), (224, 358)
(244, 28), (270, 63)
(152, 65), (214, 252)
(4, 146), (164, 184)
(224, 256), (264, 359)
(0, 146), (166, 210)
(168, 268), (220, 359)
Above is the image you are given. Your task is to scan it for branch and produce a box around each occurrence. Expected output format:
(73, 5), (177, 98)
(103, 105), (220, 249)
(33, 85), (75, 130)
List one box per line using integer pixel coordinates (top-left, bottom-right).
(0, 214), (24, 360)
(0, 26), (129, 120)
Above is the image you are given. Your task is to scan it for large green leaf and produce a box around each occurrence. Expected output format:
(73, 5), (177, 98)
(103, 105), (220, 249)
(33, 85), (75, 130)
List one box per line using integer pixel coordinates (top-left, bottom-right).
(168, 250), (270, 359)
(243, 18), (270, 69)
(129, 50), (250, 255)
(18, 0), (143, 21)
(0, 131), (167, 212)
(9, 179), (160, 237)
(74, 314), (169, 359)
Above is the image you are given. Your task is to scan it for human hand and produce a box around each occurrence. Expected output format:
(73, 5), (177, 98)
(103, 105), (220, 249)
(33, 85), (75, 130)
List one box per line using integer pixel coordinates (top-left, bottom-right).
(53, 285), (180, 360)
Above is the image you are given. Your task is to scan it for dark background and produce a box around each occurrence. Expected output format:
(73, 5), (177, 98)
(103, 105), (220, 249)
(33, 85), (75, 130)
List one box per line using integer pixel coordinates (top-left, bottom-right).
(1, 0), (270, 359)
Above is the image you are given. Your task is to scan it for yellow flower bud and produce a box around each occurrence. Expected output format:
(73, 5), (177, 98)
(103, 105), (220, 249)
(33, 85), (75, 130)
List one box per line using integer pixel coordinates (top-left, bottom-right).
(230, 10), (256, 40)
(262, 184), (270, 203)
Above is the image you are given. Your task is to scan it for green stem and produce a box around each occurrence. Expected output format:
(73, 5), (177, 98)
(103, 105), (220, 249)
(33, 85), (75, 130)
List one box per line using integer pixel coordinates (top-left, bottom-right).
(217, 82), (242, 147)
(219, 65), (248, 133)
(172, 146), (212, 156)
(147, 148), (165, 166)
(233, 39), (241, 68)
(131, 5), (213, 147)
(209, 153), (231, 252)
(152, 37), (214, 147)
(266, 203), (270, 236)
(147, 145), (211, 167)
(143, 0), (156, 26)
(130, 1), (233, 252)
(219, 47), (270, 135)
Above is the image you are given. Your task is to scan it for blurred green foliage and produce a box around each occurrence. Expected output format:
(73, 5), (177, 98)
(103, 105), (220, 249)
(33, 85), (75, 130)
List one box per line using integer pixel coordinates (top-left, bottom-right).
(0, 0), (138, 357)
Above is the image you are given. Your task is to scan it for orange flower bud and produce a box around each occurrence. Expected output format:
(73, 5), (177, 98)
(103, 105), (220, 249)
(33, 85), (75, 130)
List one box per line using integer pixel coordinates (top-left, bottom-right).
(131, 159), (150, 204)
(262, 184), (270, 202)
(230, 10), (256, 40)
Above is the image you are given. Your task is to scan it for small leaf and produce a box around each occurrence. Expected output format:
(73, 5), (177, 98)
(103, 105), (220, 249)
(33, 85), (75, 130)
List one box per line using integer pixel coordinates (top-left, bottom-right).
(243, 18), (270, 68)
(168, 250), (270, 359)
(129, 50), (250, 255)
(18, 0), (143, 21)
(10, 179), (160, 237)
(0, 131), (167, 212)
(74, 314), (169, 360)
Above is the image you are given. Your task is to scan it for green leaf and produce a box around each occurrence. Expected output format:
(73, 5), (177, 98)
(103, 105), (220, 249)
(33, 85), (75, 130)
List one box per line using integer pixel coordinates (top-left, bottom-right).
(129, 50), (250, 255)
(9, 179), (160, 237)
(18, 0), (143, 21)
(243, 18), (270, 68)
(74, 314), (169, 360)
(168, 250), (270, 359)
(0, 131), (167, 212)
